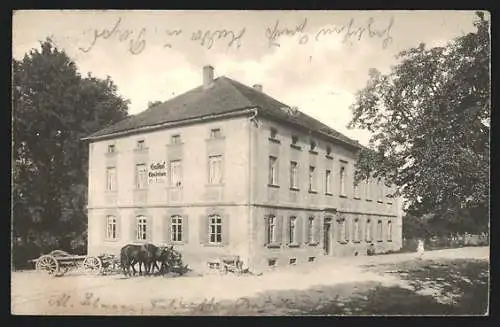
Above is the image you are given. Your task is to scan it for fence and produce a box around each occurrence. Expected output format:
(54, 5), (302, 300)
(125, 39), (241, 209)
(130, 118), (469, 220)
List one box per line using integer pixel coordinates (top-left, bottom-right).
(401, 233), (489, 253)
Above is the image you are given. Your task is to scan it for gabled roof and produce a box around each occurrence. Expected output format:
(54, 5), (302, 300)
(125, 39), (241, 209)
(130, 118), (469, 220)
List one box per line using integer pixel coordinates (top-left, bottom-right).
(84, 76), (360, 149)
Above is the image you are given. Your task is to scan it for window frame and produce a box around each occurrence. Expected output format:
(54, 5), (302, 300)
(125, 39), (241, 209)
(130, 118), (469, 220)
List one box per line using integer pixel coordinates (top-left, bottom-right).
(208, 214), (222, 244)
(208, 155), (223, 185)
(105, 215), (117, 240)
(105, 166), (117, 191)
(136, 216), (148, 241)
(269, 156), (279, 186)
(135, 163), (148, 190)
(171, 215), (183, 242)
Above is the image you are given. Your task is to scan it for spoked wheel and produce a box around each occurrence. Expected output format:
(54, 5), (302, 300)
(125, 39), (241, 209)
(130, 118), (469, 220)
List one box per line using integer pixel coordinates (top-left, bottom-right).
(83, 256), (102, 275)
(35, 255), (60, 277)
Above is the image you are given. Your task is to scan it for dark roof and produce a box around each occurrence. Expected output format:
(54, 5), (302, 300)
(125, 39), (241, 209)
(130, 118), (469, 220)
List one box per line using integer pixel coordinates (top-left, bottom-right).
(85, 76), (360, 148)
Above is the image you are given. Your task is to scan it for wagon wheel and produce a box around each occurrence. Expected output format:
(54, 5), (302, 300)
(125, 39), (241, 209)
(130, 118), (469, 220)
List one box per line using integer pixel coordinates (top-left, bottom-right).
(83, 256), (102, 275)
(35, 255), (60, 276)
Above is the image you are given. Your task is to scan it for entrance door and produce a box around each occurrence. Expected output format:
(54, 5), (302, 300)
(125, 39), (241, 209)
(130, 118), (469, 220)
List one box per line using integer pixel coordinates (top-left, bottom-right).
(323, 222), (332, 255)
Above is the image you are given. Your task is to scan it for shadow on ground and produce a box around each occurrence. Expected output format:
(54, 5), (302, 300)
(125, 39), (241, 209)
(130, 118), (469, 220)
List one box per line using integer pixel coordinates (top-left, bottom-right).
(178, 259), (489, 316)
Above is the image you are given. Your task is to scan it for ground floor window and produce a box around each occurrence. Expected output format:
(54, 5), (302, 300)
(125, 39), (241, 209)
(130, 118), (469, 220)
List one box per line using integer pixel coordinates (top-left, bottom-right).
(209, 214), (222, 244)
(267, 216), (277, 244)
(387, 220), (392, 241)
(307, 217), (314, 243)
(377, 220), (383, 241)
(353, 218), (361, 242)
(136, 216), (147, 241)
(106, 215), (117, 240)
(171, 215), (183, 242)
(337, 219), (347, 242)
(366, 219), (372, 242)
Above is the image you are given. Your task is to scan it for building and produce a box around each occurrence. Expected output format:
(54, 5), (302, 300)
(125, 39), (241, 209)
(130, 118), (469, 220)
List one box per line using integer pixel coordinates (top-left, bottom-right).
(82, 66), (402, 272)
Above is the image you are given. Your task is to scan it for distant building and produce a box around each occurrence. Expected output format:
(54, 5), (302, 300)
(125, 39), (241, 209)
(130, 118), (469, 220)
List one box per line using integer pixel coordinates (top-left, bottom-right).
(82, 66), (402, 272)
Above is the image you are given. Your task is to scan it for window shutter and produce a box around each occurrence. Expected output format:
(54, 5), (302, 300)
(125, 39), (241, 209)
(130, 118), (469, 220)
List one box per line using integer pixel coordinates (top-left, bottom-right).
(130, 216), (137, 242)
(147, 217), (153, 242)
(115, 216), (121, 241)
(276, 215), (284, 245)
(264, 216), (269, 245)
(166, 216), (172, 244)
(314, 217), (321, 244)
(183, 215), (189, 244)
(199, 215), (208, 245)
(222, 214), (230, 246)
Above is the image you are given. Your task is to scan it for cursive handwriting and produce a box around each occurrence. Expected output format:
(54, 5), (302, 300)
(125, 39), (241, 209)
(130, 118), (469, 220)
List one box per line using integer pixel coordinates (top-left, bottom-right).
(79, 17), (147, 55)
(316, 16), (394, 49)
(191, 28), (246, 49)
(265, 18), (309, 48)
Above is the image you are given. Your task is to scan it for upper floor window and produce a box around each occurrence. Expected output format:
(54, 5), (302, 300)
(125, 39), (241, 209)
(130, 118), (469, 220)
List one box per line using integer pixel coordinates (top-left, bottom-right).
(208, 155), (223, 184)
(106, 167), (117, 191)
(210, 128), (222, 139)
(136, 140), (146, 150)
(269, 156), (278, 186)
(106, 215), (117, 240)
(169, 160), (182, 188)
(377, 220), (383, 241)
(209, 214), (222, 244)
(171, 215), (183, 242)
(339, 166), (346, 196)
(107, 144), (116, 154)
(365, 179), (372, 200)
(270, 127), (278, 140)
(353, 180), (361, 199)
(325, 170), (332, 194)
(290, 161), (298, 189)
(326, 145), (332, 157)
(171, 134), (181, 144)
(310, 140), (317, 152)
(308, 165), (316, 192)
(377, 180), (384, 202)
(366, 219), (372, 242)
(136, 216), (148, 241)
(135, 163), (148, 189)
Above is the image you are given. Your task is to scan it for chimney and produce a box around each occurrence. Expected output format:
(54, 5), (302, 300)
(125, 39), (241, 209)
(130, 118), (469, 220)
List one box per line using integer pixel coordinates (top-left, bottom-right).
(203, 65), (214, 89)
(252, 84), (263, 92)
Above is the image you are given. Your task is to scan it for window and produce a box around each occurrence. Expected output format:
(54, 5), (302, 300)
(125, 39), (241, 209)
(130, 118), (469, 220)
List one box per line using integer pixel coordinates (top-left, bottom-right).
(171, 215), (183, 242)
(270, 127), (278, 140)
(107, 144), (116, 154)
(269, 156), (278, 185)
(353, 219), (361, 242)
(169, 160), (182, 188)
(208, 155), (223, 184)
(339, 166), (346, 196)
(308, 256), (315, 262)
(307, 217), (314, 243)
(136, 216), (147, 241)
(289, 258), (297, 264)
(106, 215), (117, 240)
(106, 167), (117, 191)
(289, 217), (297, 244)
(387, 221), (392, 241)
(377, 220), (383, 241)
(290, 161), (298, 189)
(209, 214), (222, 244)
(325, 170), (332, 194)
(366, 219), (372, 242)
(338, 219), (346, 242)
(268, 258), (277, 266)
(268, 216), (277, 244)
(365, 179), (372, 200)
(310, 140), (316, 151)
(135, 163), (148, 189)
(377, 180), (384, 202)
(291, 135), (299, 145)
(326, 145), (332, 156)
(354, 181), (360, 198)
(171, 134), (181, 144)
(136, 140), (145, 150)
(210, 128), (222, 139)
(309, 165), (316, 191)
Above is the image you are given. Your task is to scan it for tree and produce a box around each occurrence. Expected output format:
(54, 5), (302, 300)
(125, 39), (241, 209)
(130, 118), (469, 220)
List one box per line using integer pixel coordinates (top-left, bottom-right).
(147, 100), (162, 108)
(348, 12), (490, 231)
(12, 39), (129, 256)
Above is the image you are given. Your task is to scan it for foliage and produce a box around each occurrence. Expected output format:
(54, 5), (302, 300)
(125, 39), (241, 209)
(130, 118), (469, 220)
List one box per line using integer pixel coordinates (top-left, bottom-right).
(12, 38), (129, 262)
(349, 12), (490, 230)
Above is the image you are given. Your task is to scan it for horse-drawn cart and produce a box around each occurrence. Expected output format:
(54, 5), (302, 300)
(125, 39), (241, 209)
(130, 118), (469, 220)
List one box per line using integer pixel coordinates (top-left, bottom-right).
(31, 250), (120, 277)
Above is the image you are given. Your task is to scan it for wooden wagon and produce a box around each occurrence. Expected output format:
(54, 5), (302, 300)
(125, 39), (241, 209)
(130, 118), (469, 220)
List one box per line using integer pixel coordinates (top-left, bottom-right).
(31, 250), (120, 277)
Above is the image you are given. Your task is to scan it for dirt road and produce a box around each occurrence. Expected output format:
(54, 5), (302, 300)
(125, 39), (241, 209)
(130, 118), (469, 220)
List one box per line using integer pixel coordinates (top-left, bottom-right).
(11, 246), (489, 315)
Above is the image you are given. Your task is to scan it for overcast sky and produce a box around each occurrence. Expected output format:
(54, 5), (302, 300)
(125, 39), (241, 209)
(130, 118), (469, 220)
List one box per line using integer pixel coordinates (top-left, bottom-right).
(12, 10), (482, 146)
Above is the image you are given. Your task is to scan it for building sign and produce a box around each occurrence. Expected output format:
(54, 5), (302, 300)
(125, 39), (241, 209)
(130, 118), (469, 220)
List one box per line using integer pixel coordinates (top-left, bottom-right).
(148, 161), (167, 184)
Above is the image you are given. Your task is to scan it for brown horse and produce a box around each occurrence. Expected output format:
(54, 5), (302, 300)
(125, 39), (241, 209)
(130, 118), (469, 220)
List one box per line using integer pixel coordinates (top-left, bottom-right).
(120, 243), (160, 276)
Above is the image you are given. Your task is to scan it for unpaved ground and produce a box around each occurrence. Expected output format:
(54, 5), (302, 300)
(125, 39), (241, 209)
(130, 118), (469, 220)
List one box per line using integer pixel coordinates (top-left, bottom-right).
(11, 246), (489, 315)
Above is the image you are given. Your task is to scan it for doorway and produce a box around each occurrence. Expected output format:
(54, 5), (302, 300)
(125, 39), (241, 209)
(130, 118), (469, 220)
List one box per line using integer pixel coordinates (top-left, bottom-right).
(323, 221), (332, 255)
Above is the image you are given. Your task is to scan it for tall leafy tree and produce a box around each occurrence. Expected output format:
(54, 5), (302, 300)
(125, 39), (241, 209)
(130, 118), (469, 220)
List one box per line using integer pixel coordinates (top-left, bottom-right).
(13, 39), (129, 253)
(349, 12), (490, 232)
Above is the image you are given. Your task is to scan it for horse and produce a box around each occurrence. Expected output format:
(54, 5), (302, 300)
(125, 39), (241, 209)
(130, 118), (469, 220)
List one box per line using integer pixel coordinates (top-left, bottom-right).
(120, 243), (160, 276)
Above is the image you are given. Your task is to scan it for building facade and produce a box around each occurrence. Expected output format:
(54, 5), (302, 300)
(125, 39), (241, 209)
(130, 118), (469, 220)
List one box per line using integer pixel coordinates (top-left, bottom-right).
(84, 66), (402, 273)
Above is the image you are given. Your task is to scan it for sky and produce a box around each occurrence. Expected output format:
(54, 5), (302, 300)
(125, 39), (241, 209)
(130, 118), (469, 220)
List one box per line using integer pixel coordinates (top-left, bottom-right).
(12, 10), (482, 146)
